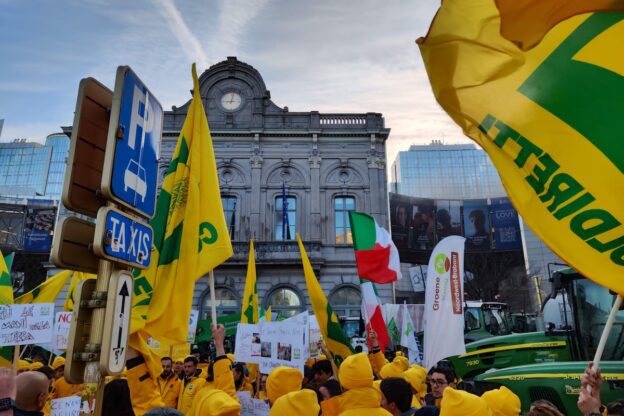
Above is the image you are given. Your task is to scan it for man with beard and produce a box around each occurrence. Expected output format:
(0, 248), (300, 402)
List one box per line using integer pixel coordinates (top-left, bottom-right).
(158, 357), (181, 409)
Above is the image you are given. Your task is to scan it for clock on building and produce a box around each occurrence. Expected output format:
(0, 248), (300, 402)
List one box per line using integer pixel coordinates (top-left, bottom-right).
(221, 92), (242, 111)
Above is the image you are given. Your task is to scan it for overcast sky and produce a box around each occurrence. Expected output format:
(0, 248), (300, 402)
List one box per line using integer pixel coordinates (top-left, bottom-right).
(0, 0), (468, 166)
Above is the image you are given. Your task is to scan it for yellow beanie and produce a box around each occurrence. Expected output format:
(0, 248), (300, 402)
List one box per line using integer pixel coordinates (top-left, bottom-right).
(393, 355), (409, 371)
(440, 388), (493, 416)
(403, 367), (426, 395)
(379, 360), (404, 379)
(269, 389), (320, 416)
(29, 362), (44, 371)
(266, 366), (303, 404)
(51, 357), (66, 371)
(18, 360), (30, 371)
(481, 386), (521, 416)
(193, 389), (240, 416)
(338, 353), (373, 390)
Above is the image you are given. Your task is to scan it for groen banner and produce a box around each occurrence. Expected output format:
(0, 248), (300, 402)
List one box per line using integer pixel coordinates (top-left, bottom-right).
(195, 313), (241, 342)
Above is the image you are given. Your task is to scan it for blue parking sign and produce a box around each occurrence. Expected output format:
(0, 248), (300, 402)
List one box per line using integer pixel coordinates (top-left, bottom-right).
(102, 66), (162, 218)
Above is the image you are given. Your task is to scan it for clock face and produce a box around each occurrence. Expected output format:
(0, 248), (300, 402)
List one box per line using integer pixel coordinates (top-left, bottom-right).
(221, 92), (242, 111)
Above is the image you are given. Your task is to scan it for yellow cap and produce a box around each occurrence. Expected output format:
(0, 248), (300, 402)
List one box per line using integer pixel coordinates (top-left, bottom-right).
(51, 357), (66, 371)
(29, 362), (44, 371)
(393, 355), (409, 371)
(266, 366), (303, 404)
(481, 386), (521, 416)
(403, 367), (427, 396)
(379, 360), (404, 379)
(338, 353), (373, 390)
(440, 388), (492, 416)
(269, 389), (320, 416)
(193, 389), (240, 416)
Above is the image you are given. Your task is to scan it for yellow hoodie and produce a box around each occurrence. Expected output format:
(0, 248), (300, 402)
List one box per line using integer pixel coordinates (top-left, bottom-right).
(338, 353), (392, 416)
(192, 389), (240, 416)
(266, 366), (303, 405)
(270, 389), (320, 416)
(440, 388), (493, 416)
(481, 386), (521, 416)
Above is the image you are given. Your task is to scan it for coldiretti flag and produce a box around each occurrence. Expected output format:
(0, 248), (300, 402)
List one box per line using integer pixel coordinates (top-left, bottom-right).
(64, 271), (96, 311)
(241, 240), (259, 324)
(349, 211), (402, 283)
(15, 270), (72, 304)
(296, 234), (353, 364)
(418, 2), (624, 294)
(0, 250), (13, 305)
(130, 63), (233, 350)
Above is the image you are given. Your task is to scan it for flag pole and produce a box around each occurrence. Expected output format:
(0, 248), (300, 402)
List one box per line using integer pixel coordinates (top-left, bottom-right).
(12, 345), (20, 371)
(209, 270), (217, 326)
(592, 294), (623, 368)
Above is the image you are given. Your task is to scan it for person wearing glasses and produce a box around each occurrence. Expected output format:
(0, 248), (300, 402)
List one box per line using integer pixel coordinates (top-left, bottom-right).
(427, 366), (457, 408)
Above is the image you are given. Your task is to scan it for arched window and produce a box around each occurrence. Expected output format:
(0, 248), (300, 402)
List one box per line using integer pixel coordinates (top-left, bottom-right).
(265, 286), (304, 320)
(330, 286), (361, 319)
(200, 286), (239, 319)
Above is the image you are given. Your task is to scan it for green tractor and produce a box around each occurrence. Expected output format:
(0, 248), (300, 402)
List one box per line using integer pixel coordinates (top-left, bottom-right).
(450, 269), (624, 413)
(463, 301), (513, 343)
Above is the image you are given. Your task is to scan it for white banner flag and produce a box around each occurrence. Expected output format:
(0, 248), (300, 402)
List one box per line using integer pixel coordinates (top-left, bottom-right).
(423, 236), (466, 369)
(400, 303), (421, 365)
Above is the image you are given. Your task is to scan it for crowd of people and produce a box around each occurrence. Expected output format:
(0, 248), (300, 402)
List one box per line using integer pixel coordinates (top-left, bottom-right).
(0, 327), (622, 416)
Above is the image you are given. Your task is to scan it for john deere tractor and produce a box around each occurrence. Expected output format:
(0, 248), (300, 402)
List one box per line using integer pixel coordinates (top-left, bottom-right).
(449, 269), (624, 413)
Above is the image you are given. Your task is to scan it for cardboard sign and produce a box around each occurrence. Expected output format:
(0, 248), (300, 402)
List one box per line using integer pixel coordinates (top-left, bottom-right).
(50, 396), (81, 416)
(259, 312), (308, 373)
(234, 323), (261, 364)
(237, 391), (270, 416)
(53, 312), (73, 350)
(0, 304), (54, 346)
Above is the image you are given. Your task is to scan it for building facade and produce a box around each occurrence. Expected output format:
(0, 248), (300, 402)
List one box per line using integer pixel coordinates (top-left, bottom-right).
(160, 57), (391, 324)
(391, 141), (565, 310)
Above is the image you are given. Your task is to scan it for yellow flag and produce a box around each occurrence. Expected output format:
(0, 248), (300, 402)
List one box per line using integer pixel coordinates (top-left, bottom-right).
(129, 63), (233, 377)
(296, 234), (353, 364)
(495, 0), (624, 50)
(265, 306), (272, 322)
(63, 271), (97, 311)
(15, 270), (72, 304)
(418, 2), (624, 294)
(0, 250), (12, 305)
(241, 240), (259, 324)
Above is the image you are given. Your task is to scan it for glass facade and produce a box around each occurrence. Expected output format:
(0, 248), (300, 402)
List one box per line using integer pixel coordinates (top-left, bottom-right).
(0, 134), (69, 199)
(391, 142), (506, 199)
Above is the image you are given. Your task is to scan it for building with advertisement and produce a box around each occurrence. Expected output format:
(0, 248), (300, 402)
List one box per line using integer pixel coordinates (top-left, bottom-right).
(391, 141), (565, 311)
(158, 57), (391, 327)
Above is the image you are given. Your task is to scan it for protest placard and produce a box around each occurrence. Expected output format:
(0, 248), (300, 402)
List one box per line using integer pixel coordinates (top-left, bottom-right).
(50, 396), (81, 416)
(237, 391), (269, 416)
(259, 312), (308, 373)
(308, 315), (321, 358)
(187, 310), (199, 343)
(0, 303), (54, 346)
(52, 312), (72, 350)
(235, 323), (261, 364)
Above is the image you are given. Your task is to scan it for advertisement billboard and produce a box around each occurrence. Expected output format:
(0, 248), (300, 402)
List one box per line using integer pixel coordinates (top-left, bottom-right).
(23, 200), (56, 253)
(462, 199), (491, 251)
(490, 197), (522, 250)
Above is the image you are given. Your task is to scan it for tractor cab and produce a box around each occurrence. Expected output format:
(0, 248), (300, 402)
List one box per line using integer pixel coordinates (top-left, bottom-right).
(464, 301), (512, 342)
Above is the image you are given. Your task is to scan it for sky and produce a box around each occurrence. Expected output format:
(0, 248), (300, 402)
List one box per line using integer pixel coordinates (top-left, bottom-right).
(0, 0), (468, 166)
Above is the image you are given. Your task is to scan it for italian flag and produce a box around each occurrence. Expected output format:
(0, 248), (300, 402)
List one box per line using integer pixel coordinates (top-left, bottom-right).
(349, 211), (402, 283)
(361, 280), (391, 352)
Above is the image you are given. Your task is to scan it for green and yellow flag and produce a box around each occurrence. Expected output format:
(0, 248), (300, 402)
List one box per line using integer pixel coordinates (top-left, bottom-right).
(64, 271), (96, 311)
(130, 63), (233, 351)
(296, 234), (353, 364)
(0, 250), (13, 305)
(418, 1), (624, 294)
(241, 240), (259, 324)
(15, 270), (72, 304)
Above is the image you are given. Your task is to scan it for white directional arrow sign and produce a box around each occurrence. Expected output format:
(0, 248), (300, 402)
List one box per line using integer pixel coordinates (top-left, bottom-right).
(100, 270), (133, 375)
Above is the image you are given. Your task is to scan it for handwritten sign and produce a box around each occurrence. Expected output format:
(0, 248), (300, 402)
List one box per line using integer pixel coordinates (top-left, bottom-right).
(50, 396), (81, 416)
(235, 323), (261, 364)
(187, 309), (199, 343)
(259, 312), (308, 373)
(309, 315), (321, 358)
(237, 391), (270, 416)
(53, 312), (72, 350)
(0, 303), (54, 346)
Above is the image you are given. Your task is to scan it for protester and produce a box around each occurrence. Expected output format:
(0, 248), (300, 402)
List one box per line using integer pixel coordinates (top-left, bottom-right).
(232, 363), (252, 393)
(0, 367), (17, 416)
(158, 357), (181, 409)
(337, 352), (392, 415)
(269, 389), (320, 416)
(526, 400), (564, 416)
(266, 366), (303, 406)
(439, 388), (492, 416)
(256, 374), (268, 400)
(15, 371), (50, 416)
(177, 356), (206, 414)
(102, 379), (135, 416)
(319, 379), (342, 401)
(428, 366), (456, 408)
(312, 359), (333, 386)
(481, 386), (521, 416)
(403, 367), (427, 408)
(173, 360), (184, 379)
(380, 377), (415, 416)
(380, 360), (405, 379)
(189, 390), (240, 416)
(50, 357), (65, 380)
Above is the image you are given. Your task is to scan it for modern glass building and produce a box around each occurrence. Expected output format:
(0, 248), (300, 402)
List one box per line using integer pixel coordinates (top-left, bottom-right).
(391, 141), (505, 199)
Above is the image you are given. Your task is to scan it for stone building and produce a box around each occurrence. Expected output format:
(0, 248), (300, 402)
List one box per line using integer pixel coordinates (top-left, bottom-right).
(160, 57), (392, 328)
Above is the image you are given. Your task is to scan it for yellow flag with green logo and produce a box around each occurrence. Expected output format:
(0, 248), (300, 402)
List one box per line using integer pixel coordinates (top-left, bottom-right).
(296, 234), (353, 364)
(0, 250), (13, 305)
(15, 270), (72, 304)
(418, 1), (624, 294)
(63, 271), (96, 311)
(130, 63), (233, 348)
(241, 240), (259, 324)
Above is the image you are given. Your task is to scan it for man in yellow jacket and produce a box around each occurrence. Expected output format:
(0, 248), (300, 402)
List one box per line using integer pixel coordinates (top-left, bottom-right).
(48, 357), (82, 400)
(177, 355), (206, 414)
(338, 353), (392, 416)
(157, 356), (181, 408)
